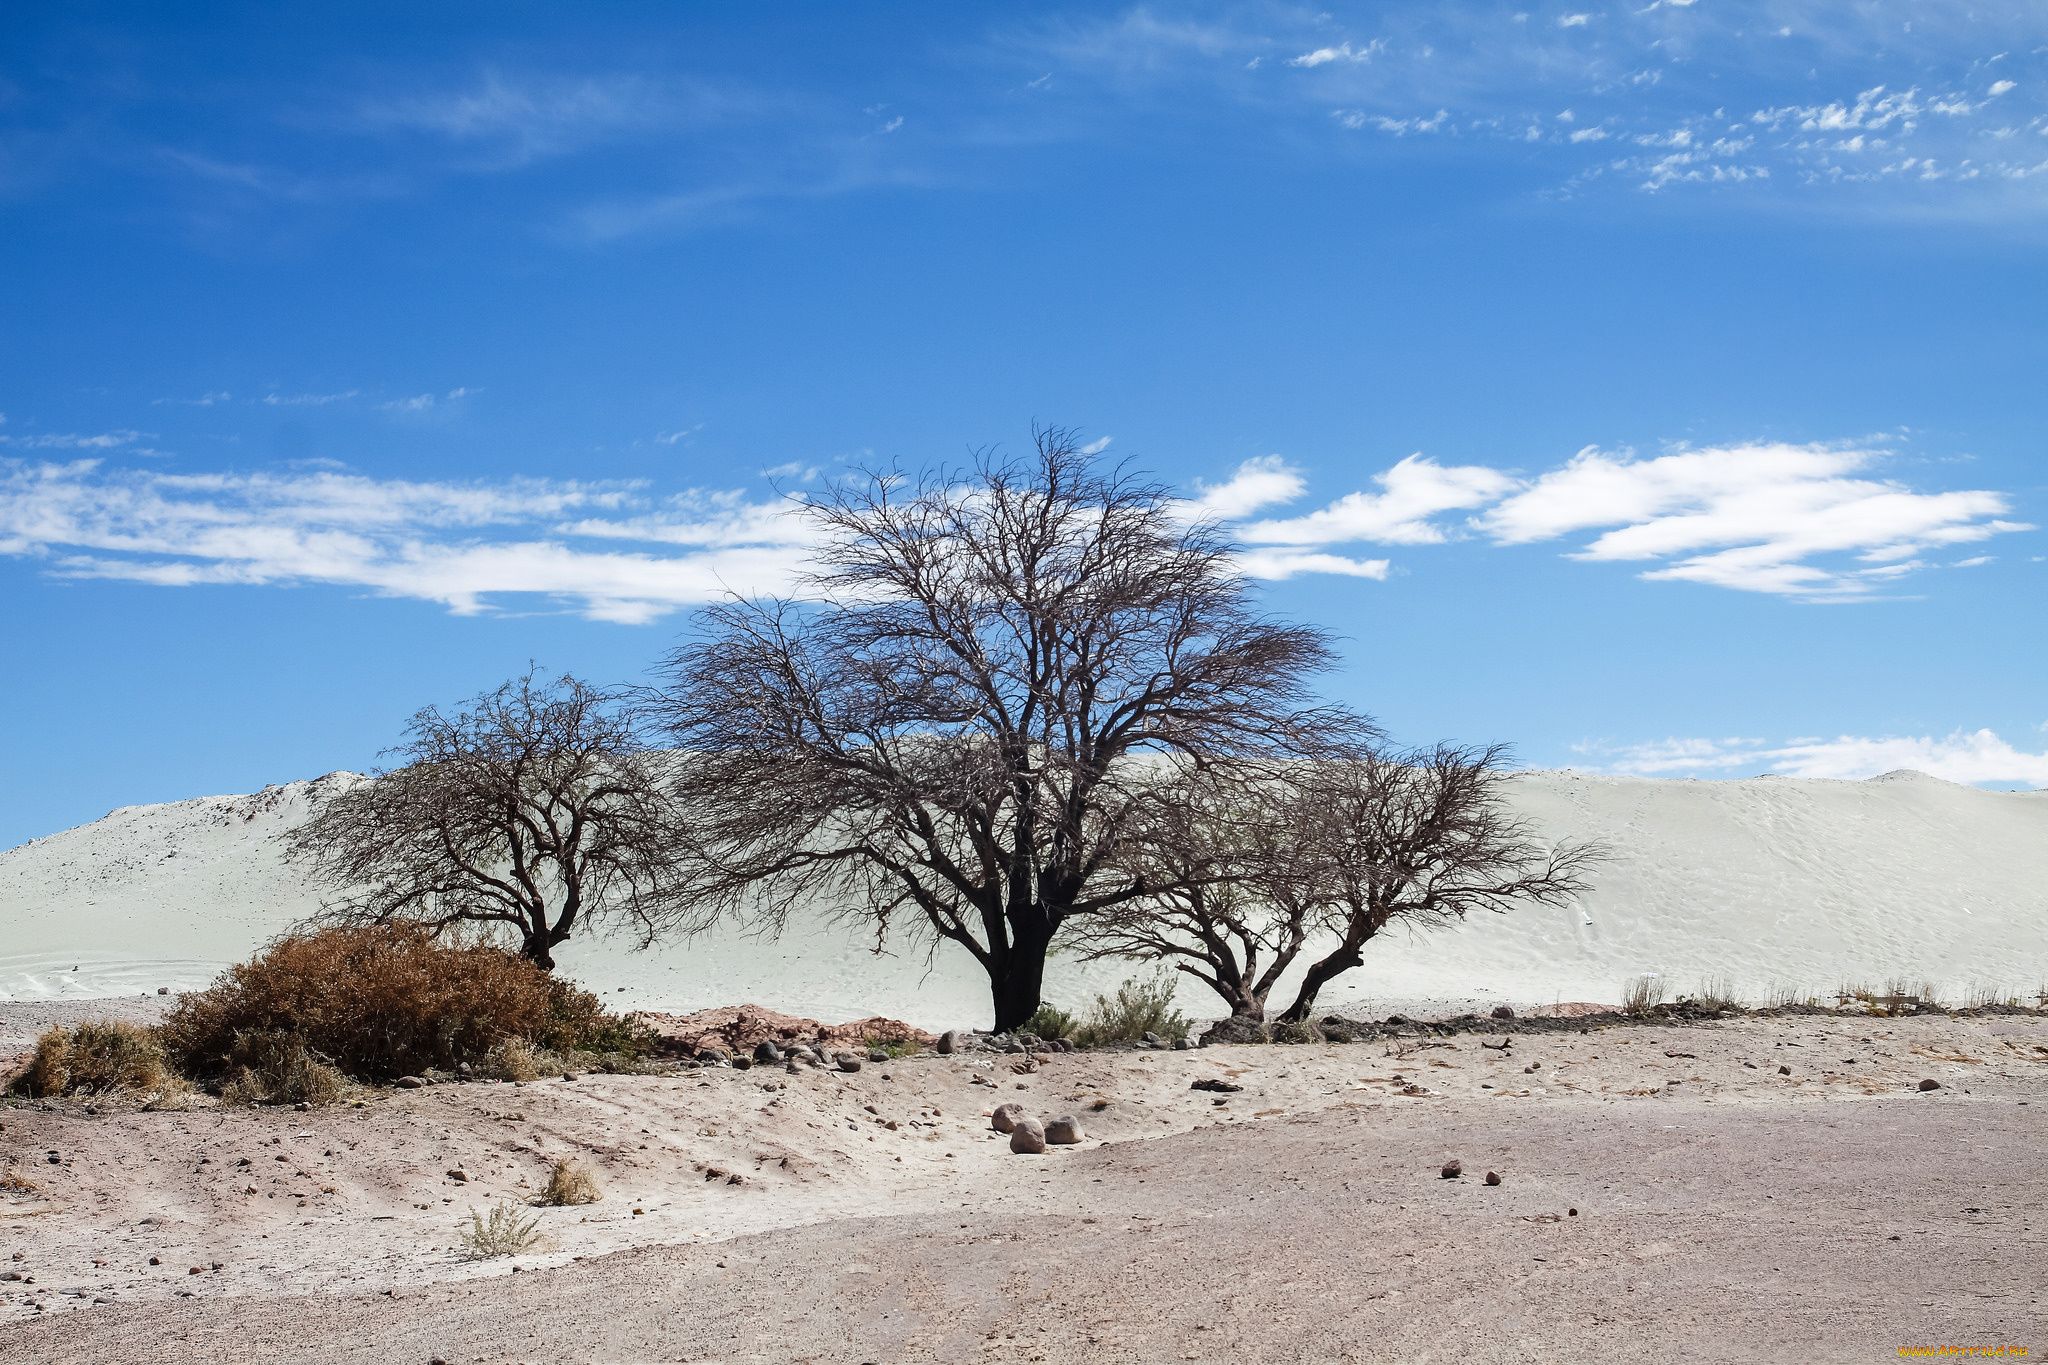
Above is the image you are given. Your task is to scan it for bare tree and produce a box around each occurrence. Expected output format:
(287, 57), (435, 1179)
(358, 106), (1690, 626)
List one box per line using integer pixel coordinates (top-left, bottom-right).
(1272, 744), (1603, 1022)
(284, 671), (693, 968)
(1068, 762), (1336, 1021)
(650, 428), (1361, 1031)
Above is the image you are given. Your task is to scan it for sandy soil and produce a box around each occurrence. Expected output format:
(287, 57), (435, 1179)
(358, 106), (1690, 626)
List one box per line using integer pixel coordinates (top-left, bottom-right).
(2, 1009), (2043, 1362)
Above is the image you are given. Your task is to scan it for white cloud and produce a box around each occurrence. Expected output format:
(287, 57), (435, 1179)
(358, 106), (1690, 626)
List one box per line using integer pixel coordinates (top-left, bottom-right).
(1556, 14), (1593, 28)
(382, 394), (435, 412)
(445, 387), (479, 400)
(261, 391), (358, 407)
(1989, 80), (2017, 97)
(1079, 435), (1114, 455)
(1184, 455), (1307, 521)
(1234, 549), (1392, 580)
(1579, 730), (2048, 788)
(0, 429), (146, 450)
(1240, 455), (1517, 547)
(153, 392), (231, 407)
(1289, 40), (1386, 68)
(0, 459), (814, 624)
(1476, 442), (2030, 598)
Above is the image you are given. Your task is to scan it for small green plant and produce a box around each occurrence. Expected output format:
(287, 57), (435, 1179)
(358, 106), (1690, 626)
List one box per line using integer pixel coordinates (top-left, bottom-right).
(1072, 971), (1189, 1047)
(861, 1035), (923, 1060)
(1271, 1019), (1318, 1045)
(1620, 975), (1665, 1016)
(536, 1158), (602, 1206)
(458, 1201), (543, 1258)
(1025, 1002), (1077, 1042)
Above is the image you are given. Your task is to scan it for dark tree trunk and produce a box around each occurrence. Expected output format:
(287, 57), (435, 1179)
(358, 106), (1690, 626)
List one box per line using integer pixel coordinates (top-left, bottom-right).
(1279, 943), (1365, 1023)
(989, 916), (1055, 1032)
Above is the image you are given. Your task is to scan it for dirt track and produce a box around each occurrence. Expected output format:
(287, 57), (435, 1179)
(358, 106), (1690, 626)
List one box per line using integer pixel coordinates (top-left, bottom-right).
(3, 1013), (2043, 1363)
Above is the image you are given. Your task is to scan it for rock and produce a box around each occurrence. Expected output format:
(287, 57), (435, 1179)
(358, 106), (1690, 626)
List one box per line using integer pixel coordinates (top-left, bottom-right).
(1918, 1078), (1942, 1091)
(1142, 1031), (1163, 1045)
(1484, 1171), (1502, 1186)
(446, 1169), (468, 1183)
(1173, 1037), (1191, 1051)
(836, 1054), (862, 1073)
(937, 1030), (959, 1055)
(1778, 1065), (1792, 1075)
(1440, 1160), (1463, 1179)
(1045, 1115), (1085, 1144)
(394, 1076), (426, 1090)
(784, 1060), (800, 1075)
(732, 1056), (753, 1071)
(1743, 1061), (1758, 1069)
(1003, 1041), (1026, 1055)
(1008, 1119), (1047, 1154)
(867, 1050), (888, 1063)
(754, 1040), (782, 1063)
(1491, 1005), (1515, 1019)
(1053, 1038), (1073, 1052)
(696, 1047), (731, 1065)
(157, 987), (169, 996)
(991, 1102), (1027, 1133)
(1201, 1016), (1271, 1046)
(456, 1061), (473, 1077)
(1190, 1078), (1242, 1093)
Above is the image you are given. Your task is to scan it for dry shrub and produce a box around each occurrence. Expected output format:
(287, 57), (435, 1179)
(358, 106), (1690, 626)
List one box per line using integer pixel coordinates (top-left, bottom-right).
(217, 1030), (350, 1107)
(537, 1158), (602, 1206)
(478, 1038), (543, 1083)
(1763, 982), (1804, 1010)
(1271, 1019), (1319, 1045)
(18, 1022), (171, 1098)
(1072, 971), (1189, 1047)
(1620, 975), (1665, 1016)
(458, 1201), (542, 1258)
(1686, 977), (1740, 1012)
(161, 925), (650, 1085)
(0, 1166), (41, 1195)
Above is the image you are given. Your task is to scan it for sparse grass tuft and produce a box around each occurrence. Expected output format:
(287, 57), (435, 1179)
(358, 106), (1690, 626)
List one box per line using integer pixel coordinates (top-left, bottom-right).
(0, 1166), (42, 1195)
(1072, 971), (1189, 1047)
(458, 1201), (543, 1258)
(477, 1037), (543, 1082)
(1963, 982), (2004, 1010)
(1686, 977), (1740, 1012)
(1620, 975), (1665, 1016)
(1763, 982), (1804, 1010)
(535, 1158), (602, 1206)
(862, 1035), (923, 1060)
(17, 1022), (172, 1098)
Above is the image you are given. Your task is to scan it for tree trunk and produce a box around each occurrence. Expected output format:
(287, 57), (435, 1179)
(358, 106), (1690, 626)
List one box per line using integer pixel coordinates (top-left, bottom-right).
(1278, 945), (1361, 1023)
(988, 917), (1055, 1033)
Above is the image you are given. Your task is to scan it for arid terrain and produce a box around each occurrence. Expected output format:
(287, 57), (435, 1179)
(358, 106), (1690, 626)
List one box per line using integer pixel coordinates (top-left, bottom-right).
(2, 1006), (2043, 1363)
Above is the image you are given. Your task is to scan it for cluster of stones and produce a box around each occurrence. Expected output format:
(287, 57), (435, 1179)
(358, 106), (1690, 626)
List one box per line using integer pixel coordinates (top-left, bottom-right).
(989, 1102), (1085, 1154)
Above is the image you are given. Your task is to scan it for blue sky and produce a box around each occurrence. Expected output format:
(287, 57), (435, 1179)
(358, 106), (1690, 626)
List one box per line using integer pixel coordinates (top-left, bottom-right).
(4, 1), (2046, 849)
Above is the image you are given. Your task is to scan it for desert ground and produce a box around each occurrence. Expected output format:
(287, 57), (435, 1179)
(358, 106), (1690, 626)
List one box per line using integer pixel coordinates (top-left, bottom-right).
(3, 1005), (2043, 1363)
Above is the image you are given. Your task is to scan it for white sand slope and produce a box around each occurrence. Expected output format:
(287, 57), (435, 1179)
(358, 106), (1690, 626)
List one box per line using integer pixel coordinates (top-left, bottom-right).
(1, 769), (2043, 1026)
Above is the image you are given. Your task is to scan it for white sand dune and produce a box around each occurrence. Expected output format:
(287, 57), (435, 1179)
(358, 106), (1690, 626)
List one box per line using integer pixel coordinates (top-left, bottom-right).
(2, 768), (2043, 1027)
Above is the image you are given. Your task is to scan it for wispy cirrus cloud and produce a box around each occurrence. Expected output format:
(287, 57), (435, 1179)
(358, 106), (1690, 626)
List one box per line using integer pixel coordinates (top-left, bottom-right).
(0, 460), (814, 625)
(1575, 729), (2048, 787)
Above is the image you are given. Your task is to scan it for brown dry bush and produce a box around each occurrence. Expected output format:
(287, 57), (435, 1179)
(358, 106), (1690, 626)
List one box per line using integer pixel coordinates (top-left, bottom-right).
(16, 1021), (172, 1098)
(160, 924), (650, 1085)
(537, 1158), (603, 1206)
(218, 1030), (350, 1107)
(0, 1166), (42, 1195)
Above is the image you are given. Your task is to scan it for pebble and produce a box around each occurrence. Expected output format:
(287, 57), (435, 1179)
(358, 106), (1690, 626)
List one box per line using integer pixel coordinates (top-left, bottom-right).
(1778, 1065), (1791, 1075)
(1484, 1171), (1502, 1186)
(1918, 1078), (1941, 1091)
(836, 1054), (862, 1073)
(1440, 1160), (1463, 1179)
(1008, 1118), (1047, 1154)
(394, 1076), (425, 1089)
(754, 1041), (782, 1063)
(867, 1050), (888, 1064)
(1491, 1005), (1515, 1019)
(937, 1031), (959, 1055)
(990, 1103), (1026, 1133)
(1045, 1115), (1085, 1145)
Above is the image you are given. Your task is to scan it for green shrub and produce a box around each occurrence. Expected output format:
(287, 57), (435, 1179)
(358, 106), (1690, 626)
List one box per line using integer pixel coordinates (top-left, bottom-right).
(1073, 971), (1189, 1047)
(458, 1201), (542, 1258)
(1025, 1003), (1077, 1042)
